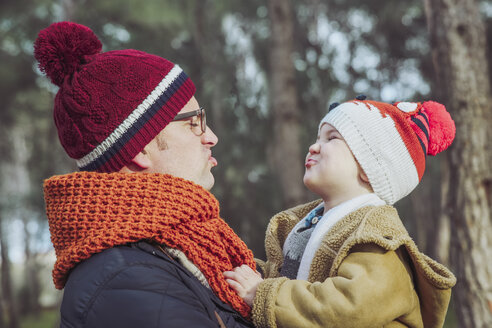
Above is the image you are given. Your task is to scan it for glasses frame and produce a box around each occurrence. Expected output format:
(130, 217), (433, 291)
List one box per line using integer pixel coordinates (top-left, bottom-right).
(172, 108), (206, 134)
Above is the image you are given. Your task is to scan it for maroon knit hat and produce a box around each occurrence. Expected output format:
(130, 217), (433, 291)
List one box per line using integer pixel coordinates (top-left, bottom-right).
(34, 22), (196, 172)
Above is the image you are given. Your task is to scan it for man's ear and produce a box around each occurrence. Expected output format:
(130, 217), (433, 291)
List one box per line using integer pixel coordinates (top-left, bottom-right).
(127, 151), (152, 171)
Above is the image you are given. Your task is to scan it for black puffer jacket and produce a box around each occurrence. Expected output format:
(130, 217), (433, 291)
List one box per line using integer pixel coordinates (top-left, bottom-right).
(60, 241), (253, 328)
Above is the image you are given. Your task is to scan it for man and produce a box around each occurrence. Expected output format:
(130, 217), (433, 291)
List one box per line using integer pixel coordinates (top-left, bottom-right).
(35, 21), (255, 327)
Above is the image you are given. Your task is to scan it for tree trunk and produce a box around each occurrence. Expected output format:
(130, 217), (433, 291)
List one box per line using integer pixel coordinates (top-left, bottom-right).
(423, 0), (492, 326)
(20, 216), (41, 316)
(60, 0), (76, 20)
(410, 159), (451, 266)
(0, 258), (4, 328)
(0, 221), (19, 328)
(268, 0), (306, 207)
(191, 0), (226, 139)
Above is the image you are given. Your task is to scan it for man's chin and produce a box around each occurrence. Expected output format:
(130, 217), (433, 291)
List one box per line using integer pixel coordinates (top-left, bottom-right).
(201, 174), (215, 191)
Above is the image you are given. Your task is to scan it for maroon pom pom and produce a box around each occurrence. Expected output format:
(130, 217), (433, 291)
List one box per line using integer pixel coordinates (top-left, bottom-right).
(422, 101), (456, 155)
(34, 22), (102, 86)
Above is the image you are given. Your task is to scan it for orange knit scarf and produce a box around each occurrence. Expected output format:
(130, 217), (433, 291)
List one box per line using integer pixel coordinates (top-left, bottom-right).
(44, 171), (255, 317)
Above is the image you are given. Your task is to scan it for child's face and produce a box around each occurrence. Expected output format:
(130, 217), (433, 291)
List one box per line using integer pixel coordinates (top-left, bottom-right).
(303, 123), (367, 198)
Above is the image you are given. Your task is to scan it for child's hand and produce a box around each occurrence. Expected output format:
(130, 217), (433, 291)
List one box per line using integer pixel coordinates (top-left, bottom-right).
(224, 265), (263, 306)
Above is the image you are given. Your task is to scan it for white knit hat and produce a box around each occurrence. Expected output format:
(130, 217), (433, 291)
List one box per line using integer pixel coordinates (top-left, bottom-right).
(319, 97), (455, 204)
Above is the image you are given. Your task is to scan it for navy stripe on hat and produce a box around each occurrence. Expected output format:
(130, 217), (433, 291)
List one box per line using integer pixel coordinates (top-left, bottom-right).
(79, 71), (188, 171)
(418, 112), (429, 125)
(415, 133), (427, 157)
(411, 116), (429, 143)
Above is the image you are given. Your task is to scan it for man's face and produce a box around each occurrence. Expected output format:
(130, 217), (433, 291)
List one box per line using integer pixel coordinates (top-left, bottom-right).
(144, 96), (218, 190)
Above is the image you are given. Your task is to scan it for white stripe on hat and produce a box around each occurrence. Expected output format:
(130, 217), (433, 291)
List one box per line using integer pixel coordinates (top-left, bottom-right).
(75, 65), (183, 168)
(320, 101), (419, 204)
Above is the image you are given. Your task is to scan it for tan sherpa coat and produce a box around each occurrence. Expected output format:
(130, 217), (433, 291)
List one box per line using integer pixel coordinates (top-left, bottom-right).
(252, 200), (456, 328)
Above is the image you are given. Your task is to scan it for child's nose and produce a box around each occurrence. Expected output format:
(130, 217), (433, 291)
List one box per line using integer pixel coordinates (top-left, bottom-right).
(308, 143), (320, 154)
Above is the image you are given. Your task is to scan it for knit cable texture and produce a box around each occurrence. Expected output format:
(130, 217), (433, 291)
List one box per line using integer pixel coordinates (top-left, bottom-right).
(44, 171), (255, 317)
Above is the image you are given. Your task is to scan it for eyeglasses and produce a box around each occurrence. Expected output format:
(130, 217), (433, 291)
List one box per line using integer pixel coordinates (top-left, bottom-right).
(172, 108), (206, 135)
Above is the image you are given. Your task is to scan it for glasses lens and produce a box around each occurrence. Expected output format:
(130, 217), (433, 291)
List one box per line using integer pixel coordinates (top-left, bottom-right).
(201, 108), (206, 133)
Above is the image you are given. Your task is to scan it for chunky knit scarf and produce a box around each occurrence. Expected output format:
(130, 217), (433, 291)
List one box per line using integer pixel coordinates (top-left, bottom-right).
(44, 171), (255, 317)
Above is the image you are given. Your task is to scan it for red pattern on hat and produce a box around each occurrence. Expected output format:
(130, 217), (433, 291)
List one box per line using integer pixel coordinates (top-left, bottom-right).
(354, 100), (428, 179)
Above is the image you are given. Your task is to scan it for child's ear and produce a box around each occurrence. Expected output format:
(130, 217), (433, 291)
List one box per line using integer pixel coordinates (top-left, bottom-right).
(359, 170), (370, 184)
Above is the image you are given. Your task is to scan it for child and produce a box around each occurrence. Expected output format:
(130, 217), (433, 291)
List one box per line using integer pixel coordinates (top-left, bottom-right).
(224, 97), (457, 328)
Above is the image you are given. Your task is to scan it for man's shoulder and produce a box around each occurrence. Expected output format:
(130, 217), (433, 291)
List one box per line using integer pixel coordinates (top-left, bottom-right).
(64, 242), (181, 292)
(60, 242), (254, 328)
(60, 242), (183, 321)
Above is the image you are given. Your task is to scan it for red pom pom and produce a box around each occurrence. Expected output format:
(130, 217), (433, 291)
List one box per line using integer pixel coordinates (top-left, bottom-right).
(34, 22), (102, 86)
(422, 101), (456, 155)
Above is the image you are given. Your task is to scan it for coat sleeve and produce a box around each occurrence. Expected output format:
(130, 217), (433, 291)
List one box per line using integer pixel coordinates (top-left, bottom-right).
(251, 244), (420, 328)
(82, 263), (221, 328)
(255, 258), (267, 277)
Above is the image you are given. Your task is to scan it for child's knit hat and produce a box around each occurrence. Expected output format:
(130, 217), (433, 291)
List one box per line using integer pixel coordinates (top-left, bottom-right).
(320, 96), (455, 204)
(34, 22), (195, 172)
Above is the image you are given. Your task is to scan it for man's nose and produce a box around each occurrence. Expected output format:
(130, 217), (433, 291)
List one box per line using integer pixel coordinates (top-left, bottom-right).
(202, 125), (218, 146)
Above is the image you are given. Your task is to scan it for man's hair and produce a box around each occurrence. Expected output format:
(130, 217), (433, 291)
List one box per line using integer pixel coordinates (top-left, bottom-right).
(156, 133), (168, 150)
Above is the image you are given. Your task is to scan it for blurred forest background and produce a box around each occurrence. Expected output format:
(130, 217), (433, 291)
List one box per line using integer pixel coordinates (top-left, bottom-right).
(1, 0), (491, 327)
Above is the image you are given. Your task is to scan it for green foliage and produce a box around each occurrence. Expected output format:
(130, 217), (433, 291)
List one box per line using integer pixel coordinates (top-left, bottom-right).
(443, 296), (458, 328)
(20, 308), (59, 328)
